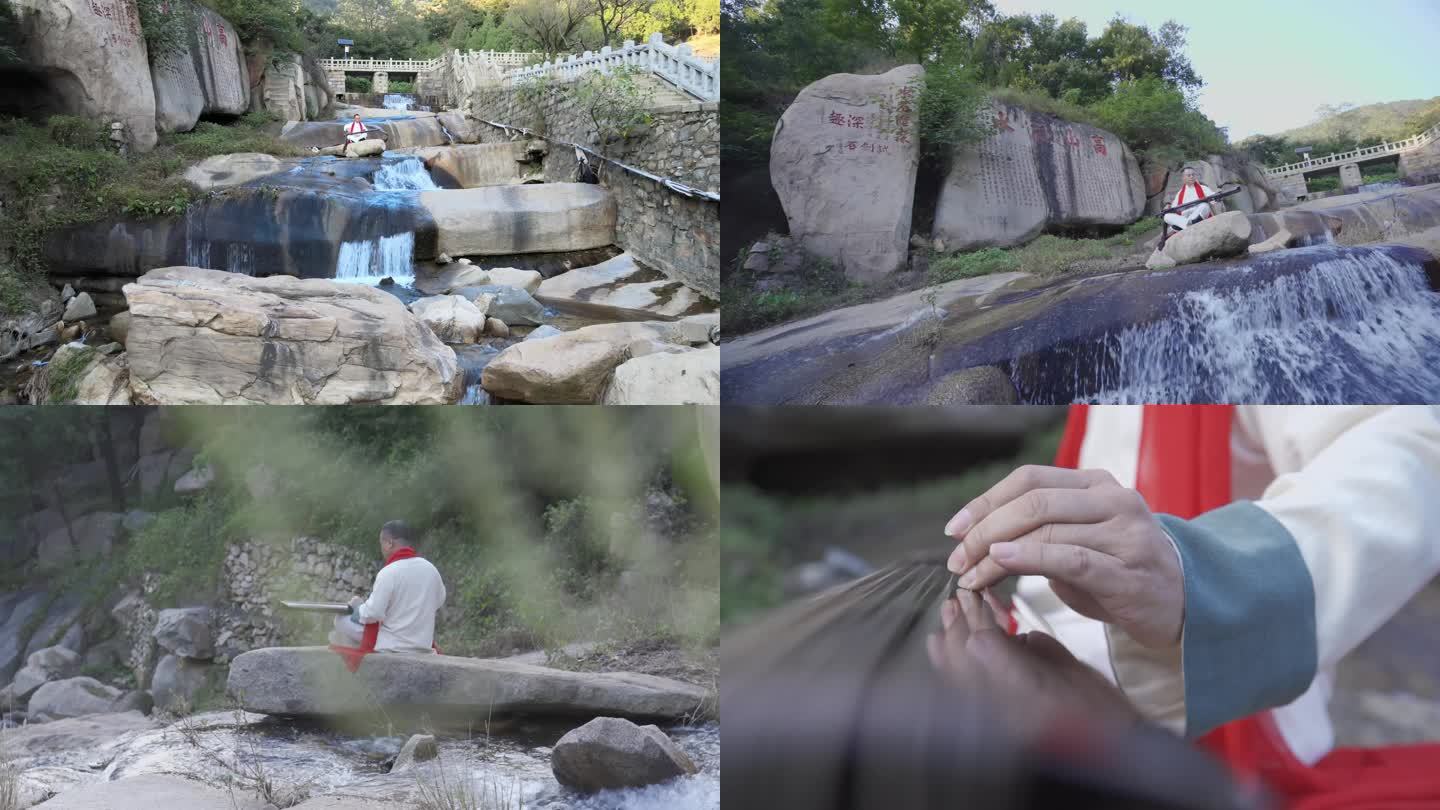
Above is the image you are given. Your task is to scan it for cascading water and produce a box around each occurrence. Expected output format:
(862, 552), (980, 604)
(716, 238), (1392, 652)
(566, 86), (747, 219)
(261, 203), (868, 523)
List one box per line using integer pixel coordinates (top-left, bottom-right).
(334, 231), (416, 286)
(373, 154), (440, 191)
(382, 93), (415, 110)
(1048, 244), (1440, 403)
(331, 155), (438, 286)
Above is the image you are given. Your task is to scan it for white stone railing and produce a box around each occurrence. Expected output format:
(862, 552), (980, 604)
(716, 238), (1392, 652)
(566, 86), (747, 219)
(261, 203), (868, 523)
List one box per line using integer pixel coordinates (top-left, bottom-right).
(505, 33), (718, 101)
(318, 57), (442, 73)
(1265, 122), (1440, 177)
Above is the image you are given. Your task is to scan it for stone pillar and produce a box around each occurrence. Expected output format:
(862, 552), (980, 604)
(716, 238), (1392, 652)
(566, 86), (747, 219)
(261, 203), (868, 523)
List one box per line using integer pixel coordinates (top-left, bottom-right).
(1339, 162), (1362, 192)
(373, 71), (389, 94)
(327, 70), (345, 97)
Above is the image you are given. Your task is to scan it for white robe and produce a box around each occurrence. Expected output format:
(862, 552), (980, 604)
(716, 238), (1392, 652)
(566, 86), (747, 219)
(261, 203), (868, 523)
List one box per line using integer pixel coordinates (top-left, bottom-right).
(339, 556), (448, 653)
(1017, 405), (1440, 763)
(1163, 181), (1215, 230)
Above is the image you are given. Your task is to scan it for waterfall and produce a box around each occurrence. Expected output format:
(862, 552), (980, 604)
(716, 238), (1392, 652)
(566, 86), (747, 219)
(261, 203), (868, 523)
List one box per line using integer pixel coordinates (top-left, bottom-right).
(373, 155), (439, 191)
(328, 156), (437, 286)
(335, 231), (416, 286)
(183, 204), (255, 275)
(382, 93), (415, 110)
(1059, 245), (1440, 403)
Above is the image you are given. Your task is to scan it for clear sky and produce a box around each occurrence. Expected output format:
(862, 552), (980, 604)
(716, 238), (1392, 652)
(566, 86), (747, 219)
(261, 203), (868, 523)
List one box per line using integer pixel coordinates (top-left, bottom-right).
(989, 0), (1440, 140)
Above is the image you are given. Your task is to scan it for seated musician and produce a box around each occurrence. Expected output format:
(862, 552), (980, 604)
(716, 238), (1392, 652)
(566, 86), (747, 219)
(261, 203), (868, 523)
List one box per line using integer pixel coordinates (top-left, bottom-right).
(1163, 167), (1217, 233)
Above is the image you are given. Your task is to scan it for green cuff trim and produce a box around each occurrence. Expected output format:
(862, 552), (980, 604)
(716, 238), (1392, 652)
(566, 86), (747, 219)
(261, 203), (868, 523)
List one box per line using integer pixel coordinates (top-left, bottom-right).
(1157, 501), (1317, 738)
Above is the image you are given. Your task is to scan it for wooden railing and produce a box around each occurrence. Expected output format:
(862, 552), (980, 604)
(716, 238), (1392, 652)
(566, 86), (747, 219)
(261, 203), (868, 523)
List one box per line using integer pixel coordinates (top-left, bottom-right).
(1265, 122), (1440, 177)
(506, 33), (718, 101)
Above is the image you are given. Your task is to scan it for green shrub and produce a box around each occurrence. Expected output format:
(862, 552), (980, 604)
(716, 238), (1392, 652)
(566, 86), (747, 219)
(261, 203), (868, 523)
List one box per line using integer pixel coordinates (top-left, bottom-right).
(929, 247), (1019, 282)
(41, 346), (97, 403)
(388, 80), (415, 93)
(916, 59), (991, 158)
(46, 115), (108, 150)
(345, 75), (373, 94)
(125, 495), (235, 605)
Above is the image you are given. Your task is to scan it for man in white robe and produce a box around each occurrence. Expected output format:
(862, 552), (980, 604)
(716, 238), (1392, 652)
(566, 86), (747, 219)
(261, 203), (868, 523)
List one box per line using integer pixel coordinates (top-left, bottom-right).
(329, 519), (446, 654)
(943, 405), (1440, 806)
(1163, 167), (1217, 232)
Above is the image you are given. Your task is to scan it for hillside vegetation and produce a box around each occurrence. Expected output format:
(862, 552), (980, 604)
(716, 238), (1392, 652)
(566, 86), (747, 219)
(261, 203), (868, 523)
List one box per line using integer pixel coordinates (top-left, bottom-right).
(1238, 96), (1440, 166)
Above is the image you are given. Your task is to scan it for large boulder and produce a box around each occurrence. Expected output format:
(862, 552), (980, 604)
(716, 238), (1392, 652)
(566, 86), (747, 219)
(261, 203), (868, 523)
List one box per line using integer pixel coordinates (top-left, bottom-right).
(10, 646), (82, 704)
(551, 716), (698, 793)
(150, 654), (212, 711)
(770, 65), (923, 281)
(0, 591), (50, 684)
(602, 347), (720, 405)
(345, 138), (387, 158)
(1158, 210), (1252, 266)
(453, 285), (546, 326)
(28, 676), (125, 720)
(0, 290), (63, 362)
(152, 607), (213, 658)
(182, 153), (286, 191)
(149, 1), (250, 134)
(122, 267), (463, 404)
(9, 0), (159, 152)
(418, 184), (617, 257)
(481, 319), (712, 404)
(226, 647), (710, 723)
(933, 103), (1146, 251)
(409, 295), (487, 344)
(37, 511), (124, 569)
(391, 142), (529, 188)
(536, 253), (710, 320)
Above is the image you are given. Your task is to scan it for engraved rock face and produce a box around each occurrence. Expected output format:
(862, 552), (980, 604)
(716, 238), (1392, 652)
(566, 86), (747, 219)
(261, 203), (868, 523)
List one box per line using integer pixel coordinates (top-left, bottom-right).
(149, 1), (251, 134)
(933, 103), (1146, 251)
(770, 65), (924, 281)
(11, 0), (159, 151)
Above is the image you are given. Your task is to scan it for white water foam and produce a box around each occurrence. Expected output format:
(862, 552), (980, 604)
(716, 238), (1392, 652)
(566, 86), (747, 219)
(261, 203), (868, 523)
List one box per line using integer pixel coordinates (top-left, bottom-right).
(373, 155), (439, 191)
(383, 93), (415, 111)
(1074, 245), (1440, 403)
(330, 157), (436, 285)
(335, 231), (416, 286)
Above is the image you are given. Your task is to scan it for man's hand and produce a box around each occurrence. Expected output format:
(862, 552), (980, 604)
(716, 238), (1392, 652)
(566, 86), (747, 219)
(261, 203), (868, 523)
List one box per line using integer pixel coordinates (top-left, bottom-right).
(944, 465), (1185, 648)
(927, 589), (1141, 731)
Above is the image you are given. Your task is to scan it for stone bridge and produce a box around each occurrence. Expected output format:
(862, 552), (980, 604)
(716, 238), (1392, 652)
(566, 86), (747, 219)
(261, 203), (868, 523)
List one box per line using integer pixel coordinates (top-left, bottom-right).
(318, 33), (718, 105)
(1265, 121), (1440, 198)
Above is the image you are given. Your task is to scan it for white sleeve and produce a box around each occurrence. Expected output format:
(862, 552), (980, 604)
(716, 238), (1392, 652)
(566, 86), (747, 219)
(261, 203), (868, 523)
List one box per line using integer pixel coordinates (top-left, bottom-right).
(1242, 405), (1440, 672)
(357, 567), (393, 625)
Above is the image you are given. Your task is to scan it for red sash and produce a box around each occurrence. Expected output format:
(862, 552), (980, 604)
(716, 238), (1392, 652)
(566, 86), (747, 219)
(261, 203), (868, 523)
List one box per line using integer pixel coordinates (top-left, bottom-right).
(329, 546), (440, 672)
(1057, 405), (1440, 809)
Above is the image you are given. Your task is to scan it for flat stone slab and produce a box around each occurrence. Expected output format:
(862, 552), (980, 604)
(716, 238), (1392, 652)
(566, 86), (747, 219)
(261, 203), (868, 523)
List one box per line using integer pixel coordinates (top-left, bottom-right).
(1, 711), (157, 761)
(418, 184), (616, 257)
(32, 774), (268, 810)
(227, 647), (709, 722)
(536, 253), (710, 320)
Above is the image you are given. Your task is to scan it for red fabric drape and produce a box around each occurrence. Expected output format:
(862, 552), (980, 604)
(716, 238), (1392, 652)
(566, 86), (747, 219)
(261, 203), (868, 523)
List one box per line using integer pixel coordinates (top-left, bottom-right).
(329, 546), (440, 672)
(1054, 405), (1440, 810)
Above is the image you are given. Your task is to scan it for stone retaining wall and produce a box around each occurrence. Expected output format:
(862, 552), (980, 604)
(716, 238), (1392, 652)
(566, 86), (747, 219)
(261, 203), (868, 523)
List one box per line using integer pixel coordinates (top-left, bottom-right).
(464, 81), (719, 299)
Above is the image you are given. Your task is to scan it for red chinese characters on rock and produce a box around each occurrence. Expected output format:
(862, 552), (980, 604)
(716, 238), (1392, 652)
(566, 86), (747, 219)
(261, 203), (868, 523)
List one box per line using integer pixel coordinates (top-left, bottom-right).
(994, 110), (1015, 133)
(1062, 128), (1082, 151)
(829, 111), (846, 127)
(85, 0), (139, 48)
(894, 85), (915, 145)
(848, 114), (865, 129)
(1091, 135), (1108, 156)
(1030, 120), (1051, 144)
